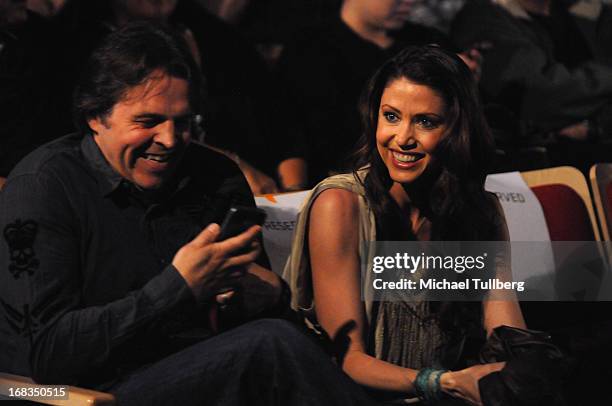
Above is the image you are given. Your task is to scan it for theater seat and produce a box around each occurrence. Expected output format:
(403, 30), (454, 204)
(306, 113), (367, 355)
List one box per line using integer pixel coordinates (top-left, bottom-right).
(0, 373), (115, 405)
(589, 163), (612, 241)
(521, 166), (600, 241)
(255, 190), (311, 274)
(519, 167), (607, 337)
(530, 184), (594, 241)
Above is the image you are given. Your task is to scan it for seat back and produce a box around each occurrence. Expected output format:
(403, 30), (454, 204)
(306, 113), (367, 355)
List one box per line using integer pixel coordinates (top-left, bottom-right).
(530, 184), (594, 241)
(255, 190), (311, 274)
(521, 166), (600, 241)
(589, 163), (612, 241)
(519, 168), (608, 334)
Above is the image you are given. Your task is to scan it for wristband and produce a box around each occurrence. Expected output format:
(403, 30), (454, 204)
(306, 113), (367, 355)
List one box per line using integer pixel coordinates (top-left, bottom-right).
(414, 368), (448, 403)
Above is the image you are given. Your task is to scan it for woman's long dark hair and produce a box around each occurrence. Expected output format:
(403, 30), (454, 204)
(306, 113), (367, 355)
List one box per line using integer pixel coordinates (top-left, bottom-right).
(352, 45), (499, 242)
(353, 46), (500, 341)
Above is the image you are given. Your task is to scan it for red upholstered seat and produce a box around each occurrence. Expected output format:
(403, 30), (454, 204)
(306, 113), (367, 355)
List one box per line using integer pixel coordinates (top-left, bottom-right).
(531, 184), (595, 241)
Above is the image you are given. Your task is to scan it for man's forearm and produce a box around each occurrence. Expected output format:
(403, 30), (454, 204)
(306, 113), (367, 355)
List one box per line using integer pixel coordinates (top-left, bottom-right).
(0, 174), (193, 384)
(27, 266), (192, 384)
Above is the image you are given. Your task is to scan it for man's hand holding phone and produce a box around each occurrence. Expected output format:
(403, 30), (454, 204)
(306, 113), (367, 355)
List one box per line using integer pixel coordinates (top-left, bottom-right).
(172, 222), (262, 301)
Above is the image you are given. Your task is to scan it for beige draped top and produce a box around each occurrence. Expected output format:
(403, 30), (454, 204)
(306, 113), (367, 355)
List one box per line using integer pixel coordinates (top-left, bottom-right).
(282, 172), (449, 369)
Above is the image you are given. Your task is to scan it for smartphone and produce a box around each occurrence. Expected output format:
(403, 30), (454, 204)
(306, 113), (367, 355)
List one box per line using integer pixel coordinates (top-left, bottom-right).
(218, 206), (267, 241)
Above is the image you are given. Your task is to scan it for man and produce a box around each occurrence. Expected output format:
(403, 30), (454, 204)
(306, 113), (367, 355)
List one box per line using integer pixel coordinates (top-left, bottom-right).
(0, 22), (372, 405)
(52, 0), (304, 194)
(452, 0), (612, 170)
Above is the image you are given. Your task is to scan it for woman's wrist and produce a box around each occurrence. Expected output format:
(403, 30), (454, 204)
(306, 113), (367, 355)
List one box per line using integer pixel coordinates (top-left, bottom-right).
(414, 368), (448, 403)
(439, 371), (456, 394)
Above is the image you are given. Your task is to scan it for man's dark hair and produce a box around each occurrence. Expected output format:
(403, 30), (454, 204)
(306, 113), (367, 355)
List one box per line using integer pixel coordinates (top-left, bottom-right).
(73, 21), (204, 133)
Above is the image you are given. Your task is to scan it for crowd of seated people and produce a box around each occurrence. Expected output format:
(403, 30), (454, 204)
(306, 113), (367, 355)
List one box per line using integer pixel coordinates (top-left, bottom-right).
(452, 0), (612, 174)
(1, 0), (611, 404)
(2, 0), (610, 188)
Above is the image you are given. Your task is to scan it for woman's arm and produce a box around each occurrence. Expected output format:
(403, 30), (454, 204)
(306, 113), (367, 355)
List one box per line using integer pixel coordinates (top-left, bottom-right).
(203, 143), (279, 195)
(482, 300), (525, 336)
(482, 196), (526, 335)
(309, 189), (516, 401)
(308, 188), (418, 393)
(440, 197), (523, 405)
(277, 157), (308, 191)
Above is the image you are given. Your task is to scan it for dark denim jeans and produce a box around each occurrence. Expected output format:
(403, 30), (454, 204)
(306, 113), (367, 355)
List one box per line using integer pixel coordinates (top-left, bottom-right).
(108, 319), (376, 406)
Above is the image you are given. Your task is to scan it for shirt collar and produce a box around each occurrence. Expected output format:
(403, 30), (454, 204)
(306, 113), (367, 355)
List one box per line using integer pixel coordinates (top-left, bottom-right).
(81, 134), (125, 196)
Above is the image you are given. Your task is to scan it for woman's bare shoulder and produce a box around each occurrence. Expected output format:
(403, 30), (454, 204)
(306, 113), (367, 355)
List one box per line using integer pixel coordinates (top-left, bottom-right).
(311, 188), (360, 215)
(309, 188), (361, 249)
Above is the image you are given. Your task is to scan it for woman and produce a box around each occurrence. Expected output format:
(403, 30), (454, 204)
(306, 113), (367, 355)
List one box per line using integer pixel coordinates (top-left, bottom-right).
(276, 0), (482, 185)
(283, 46), (525, 405)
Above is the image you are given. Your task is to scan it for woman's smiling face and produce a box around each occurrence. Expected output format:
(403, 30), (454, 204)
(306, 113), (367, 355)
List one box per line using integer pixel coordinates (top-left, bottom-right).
(376, 77), (448, 185)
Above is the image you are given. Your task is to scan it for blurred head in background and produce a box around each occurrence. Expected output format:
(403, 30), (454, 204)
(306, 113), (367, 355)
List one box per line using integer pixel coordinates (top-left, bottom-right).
(111, 0), (178, 23)
(342, 0), (413, 32)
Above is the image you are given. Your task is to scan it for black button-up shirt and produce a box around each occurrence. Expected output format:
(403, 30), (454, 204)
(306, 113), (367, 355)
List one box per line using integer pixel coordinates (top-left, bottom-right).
(0, 133), (257, 386)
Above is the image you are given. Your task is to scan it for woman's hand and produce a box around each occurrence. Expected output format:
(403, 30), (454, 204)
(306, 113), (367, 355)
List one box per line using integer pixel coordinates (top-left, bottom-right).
(458, 41), (491, 83)
(440, 362), (506, 406)
(558, 120), (589, 141)
(458, 48), (483, 83)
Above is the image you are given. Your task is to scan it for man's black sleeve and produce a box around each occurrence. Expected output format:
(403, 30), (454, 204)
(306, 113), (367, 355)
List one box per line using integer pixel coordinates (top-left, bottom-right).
(0, 171), (193, 384)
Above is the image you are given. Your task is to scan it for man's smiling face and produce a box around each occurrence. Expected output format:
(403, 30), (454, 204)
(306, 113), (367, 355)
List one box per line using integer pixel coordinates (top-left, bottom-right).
(88, 71), (193, 190)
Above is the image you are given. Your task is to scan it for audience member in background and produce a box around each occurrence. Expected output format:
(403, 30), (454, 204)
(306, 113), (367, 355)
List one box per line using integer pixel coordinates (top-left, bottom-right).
(284, 46), (528, 404)
(52, 0), (300, 193)
(197, 0), (341, 67)
(406, 0), (466, 32)
(0, 0), (65, 187)
(0, 22), (376, 406)
(26, 0), (66, 16)
(277, 0), (482, 186)
(452, 0), (612, 172)
(195, 0), (343, 190)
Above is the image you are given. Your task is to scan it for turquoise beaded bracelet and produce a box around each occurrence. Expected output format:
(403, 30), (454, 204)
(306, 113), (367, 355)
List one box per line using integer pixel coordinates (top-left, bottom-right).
(414, 368), (448, 403)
